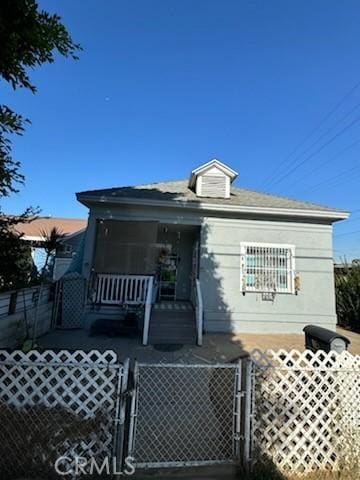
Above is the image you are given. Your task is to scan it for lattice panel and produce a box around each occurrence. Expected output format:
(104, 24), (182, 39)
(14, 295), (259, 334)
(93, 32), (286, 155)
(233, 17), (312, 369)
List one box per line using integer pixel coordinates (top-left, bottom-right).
(131, 363), (239, 467)
(251, 349), (360, 474)
(0, 349), (124, 478)
(60, 273), (86, 328)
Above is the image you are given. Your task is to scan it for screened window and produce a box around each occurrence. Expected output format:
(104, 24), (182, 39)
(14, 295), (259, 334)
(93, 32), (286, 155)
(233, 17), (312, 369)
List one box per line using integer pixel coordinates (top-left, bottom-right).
(240, 243), (295, 294)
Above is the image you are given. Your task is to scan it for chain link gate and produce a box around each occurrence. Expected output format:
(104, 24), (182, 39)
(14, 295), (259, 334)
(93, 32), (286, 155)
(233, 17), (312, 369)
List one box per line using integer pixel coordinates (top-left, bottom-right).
(127, 360), (252, 469)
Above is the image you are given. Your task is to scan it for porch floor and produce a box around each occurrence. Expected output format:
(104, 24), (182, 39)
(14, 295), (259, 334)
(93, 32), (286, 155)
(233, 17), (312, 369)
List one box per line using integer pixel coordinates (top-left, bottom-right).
(37, 327), (360, 363)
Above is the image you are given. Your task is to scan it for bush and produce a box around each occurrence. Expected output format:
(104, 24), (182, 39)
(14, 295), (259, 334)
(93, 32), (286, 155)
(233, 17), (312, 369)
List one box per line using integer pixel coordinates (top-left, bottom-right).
(335, 263), (360, 332)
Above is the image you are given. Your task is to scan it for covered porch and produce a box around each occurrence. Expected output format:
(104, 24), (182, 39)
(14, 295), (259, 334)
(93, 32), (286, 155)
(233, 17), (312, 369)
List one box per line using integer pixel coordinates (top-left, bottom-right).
(85, 220), (203, 346)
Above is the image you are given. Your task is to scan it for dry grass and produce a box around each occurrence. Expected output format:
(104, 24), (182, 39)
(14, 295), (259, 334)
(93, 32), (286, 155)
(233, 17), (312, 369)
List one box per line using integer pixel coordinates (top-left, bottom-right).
(247, 467), (359, 480)
(0, 402), (105, 479)
(246, 447), (360, 480)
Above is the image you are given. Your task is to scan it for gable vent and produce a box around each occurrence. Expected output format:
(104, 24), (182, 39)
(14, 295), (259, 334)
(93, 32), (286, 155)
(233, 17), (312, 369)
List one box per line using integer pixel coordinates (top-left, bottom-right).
(190, 159), (238, 199)
(197, 175), (228, 198)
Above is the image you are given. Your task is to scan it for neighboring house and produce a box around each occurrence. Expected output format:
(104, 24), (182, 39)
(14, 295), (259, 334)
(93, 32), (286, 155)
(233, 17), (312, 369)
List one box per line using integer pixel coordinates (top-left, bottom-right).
(76, 159), (349, 345)
(15, 216), (87, 279)
(334, 259), (360, 275)
(53, 229), (86, 281)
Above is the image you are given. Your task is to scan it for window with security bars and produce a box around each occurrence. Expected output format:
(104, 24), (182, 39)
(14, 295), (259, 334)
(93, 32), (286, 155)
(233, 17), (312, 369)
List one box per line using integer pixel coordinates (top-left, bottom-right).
(240, 243), (295, 294)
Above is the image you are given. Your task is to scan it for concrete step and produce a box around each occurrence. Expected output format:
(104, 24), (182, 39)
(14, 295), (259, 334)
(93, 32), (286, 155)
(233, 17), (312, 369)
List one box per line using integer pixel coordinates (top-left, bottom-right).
(154, 301), (194, 312)
(149, 305), (196, 345)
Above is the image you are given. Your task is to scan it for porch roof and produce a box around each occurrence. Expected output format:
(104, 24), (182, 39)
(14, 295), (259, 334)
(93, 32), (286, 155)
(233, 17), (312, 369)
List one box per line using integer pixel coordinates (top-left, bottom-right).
(77, 180), (348, 221)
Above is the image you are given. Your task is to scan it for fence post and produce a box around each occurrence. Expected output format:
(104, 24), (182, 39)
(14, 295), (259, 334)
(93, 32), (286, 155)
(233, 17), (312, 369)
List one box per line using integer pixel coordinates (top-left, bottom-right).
(113, 358), (129, 479)
(127, 361), (139, 461)
(234, 360), (242, 462)
(243, 358), (254, 471)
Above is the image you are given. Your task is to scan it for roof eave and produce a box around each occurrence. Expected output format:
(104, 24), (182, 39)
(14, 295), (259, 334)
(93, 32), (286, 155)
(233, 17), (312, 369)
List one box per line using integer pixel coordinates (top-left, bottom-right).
(77, 193), (349, 221)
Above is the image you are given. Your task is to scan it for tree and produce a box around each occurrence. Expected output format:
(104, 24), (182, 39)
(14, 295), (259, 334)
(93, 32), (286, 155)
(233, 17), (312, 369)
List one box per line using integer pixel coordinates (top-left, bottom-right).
(0, 211), (38, 292)
(0, 0), (80, 289)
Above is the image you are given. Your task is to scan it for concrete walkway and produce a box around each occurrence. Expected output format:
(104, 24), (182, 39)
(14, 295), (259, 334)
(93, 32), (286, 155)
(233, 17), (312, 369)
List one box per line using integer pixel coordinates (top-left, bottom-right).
(38, 326), (360, 363)
(133, 465), (242, 479)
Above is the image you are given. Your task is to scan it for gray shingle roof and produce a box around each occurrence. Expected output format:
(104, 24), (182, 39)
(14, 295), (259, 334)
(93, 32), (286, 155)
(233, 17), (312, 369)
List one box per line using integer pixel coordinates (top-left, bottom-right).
(77, 180), (346, 213)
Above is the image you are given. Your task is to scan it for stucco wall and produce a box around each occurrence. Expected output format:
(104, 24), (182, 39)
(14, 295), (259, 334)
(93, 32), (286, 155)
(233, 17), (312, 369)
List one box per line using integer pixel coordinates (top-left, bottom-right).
(82, 203), (337, 334)
(200, 217), (336, 333)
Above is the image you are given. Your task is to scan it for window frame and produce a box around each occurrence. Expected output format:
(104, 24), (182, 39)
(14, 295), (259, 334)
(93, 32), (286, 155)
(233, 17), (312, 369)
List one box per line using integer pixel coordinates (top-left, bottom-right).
(240, 242), (296, 294)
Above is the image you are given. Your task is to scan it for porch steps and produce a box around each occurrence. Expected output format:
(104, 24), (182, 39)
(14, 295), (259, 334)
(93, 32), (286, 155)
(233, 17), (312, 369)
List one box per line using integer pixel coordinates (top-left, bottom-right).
(149, 302), (196, 345)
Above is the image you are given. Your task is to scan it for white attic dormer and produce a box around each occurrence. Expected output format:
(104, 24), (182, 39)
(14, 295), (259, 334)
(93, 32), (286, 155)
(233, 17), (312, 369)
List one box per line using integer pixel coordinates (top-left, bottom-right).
(189, 159), (238, 199)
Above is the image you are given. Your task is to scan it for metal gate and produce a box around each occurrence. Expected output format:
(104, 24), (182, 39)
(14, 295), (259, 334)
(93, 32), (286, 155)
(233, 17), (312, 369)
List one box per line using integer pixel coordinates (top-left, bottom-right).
(127, 360), (253, 469)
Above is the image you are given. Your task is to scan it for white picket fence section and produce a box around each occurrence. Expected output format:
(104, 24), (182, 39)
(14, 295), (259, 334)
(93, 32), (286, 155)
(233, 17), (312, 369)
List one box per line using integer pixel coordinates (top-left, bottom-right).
(94, 273), (153, 305)
(251, 349), (360, 474)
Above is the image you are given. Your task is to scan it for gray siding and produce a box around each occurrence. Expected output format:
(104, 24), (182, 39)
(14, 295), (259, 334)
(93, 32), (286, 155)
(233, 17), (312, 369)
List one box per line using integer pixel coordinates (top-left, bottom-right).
(82, 204), (337, 334)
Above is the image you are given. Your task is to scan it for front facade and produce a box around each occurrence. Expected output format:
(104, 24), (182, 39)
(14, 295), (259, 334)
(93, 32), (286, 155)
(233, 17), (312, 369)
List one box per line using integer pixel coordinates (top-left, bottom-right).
(77, 159), (348, 344)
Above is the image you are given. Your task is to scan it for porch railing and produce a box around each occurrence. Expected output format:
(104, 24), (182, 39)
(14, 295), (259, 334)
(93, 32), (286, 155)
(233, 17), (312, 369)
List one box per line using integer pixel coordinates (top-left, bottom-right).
(94, 274), (153, 305)
(142, 276), (154, 346)
(194, 278), (203, 346)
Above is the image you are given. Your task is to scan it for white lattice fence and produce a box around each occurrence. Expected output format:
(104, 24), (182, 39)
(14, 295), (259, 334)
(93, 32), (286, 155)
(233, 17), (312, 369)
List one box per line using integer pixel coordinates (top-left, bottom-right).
(0, 349), (128, 478)
(251, 349), (360, 474)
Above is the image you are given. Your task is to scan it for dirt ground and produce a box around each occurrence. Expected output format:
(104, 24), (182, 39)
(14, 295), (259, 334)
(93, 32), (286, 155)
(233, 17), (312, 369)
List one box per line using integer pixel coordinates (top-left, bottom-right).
(231, 326), (360, 356)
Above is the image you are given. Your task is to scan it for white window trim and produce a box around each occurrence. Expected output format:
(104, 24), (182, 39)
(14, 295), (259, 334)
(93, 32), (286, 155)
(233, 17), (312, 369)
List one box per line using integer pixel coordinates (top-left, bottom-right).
(240, 242), (296, 294)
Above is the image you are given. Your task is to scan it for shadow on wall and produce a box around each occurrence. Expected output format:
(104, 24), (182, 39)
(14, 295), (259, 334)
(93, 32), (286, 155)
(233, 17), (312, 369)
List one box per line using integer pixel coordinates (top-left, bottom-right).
(199, 220), (247, 356)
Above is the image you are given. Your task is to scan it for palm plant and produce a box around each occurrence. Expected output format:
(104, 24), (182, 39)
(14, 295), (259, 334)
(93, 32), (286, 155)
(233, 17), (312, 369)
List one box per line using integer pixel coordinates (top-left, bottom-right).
(27, 227), (65, 349)
(40, 226), (65, 278)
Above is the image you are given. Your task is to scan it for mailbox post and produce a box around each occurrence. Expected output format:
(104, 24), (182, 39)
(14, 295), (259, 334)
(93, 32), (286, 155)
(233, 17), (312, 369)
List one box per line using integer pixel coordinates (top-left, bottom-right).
(303, 325), (350, 354)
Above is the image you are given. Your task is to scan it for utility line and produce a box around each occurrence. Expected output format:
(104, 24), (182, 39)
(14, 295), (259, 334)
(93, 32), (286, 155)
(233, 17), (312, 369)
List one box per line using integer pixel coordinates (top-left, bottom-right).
(334, 229), (360, 237)
(300, 164), (360, 194)
(266, 102), (360, 190)
(285, 137), (360, 192)
(261, 79), (360, 188)
(336, 216), (360, 226)
(268, 115), (360, 188)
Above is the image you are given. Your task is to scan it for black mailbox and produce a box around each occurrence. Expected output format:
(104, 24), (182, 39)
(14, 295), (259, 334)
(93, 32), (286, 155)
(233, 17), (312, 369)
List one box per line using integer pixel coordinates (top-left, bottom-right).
(303, 325), (350, 354)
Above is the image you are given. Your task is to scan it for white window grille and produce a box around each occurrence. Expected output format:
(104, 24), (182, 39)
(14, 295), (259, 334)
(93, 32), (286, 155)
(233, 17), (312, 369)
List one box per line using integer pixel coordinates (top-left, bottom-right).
(240, 242), (296, 294)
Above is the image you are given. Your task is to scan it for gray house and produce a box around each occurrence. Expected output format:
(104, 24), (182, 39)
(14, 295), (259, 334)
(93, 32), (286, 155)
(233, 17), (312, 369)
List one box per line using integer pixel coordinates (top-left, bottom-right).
(77, 159), (348, 345)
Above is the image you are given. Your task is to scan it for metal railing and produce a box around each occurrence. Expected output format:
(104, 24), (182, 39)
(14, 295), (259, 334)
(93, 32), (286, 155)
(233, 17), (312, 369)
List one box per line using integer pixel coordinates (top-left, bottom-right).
(194, 279), (203, 346)
(94, 273), (153, 305)
(240, 242), (296, 294)
(142, 276), (154, 346)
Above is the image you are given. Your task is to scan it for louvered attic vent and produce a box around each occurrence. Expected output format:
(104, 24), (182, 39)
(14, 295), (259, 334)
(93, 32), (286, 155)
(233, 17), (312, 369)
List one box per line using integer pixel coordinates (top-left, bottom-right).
(198, 175), (227, 198)
(189, 159), (238, 199)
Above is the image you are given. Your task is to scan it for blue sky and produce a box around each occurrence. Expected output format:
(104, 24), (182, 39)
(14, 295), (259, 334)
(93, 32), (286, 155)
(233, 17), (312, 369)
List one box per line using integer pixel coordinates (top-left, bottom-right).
(2, 0), (360, 259)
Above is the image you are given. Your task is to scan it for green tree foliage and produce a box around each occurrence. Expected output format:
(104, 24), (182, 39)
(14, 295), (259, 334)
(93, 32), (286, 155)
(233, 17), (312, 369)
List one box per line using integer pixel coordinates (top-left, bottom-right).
(335, 263), (360, 332)
(0, 0), (80, 290)
(0, 211), (38, 292)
